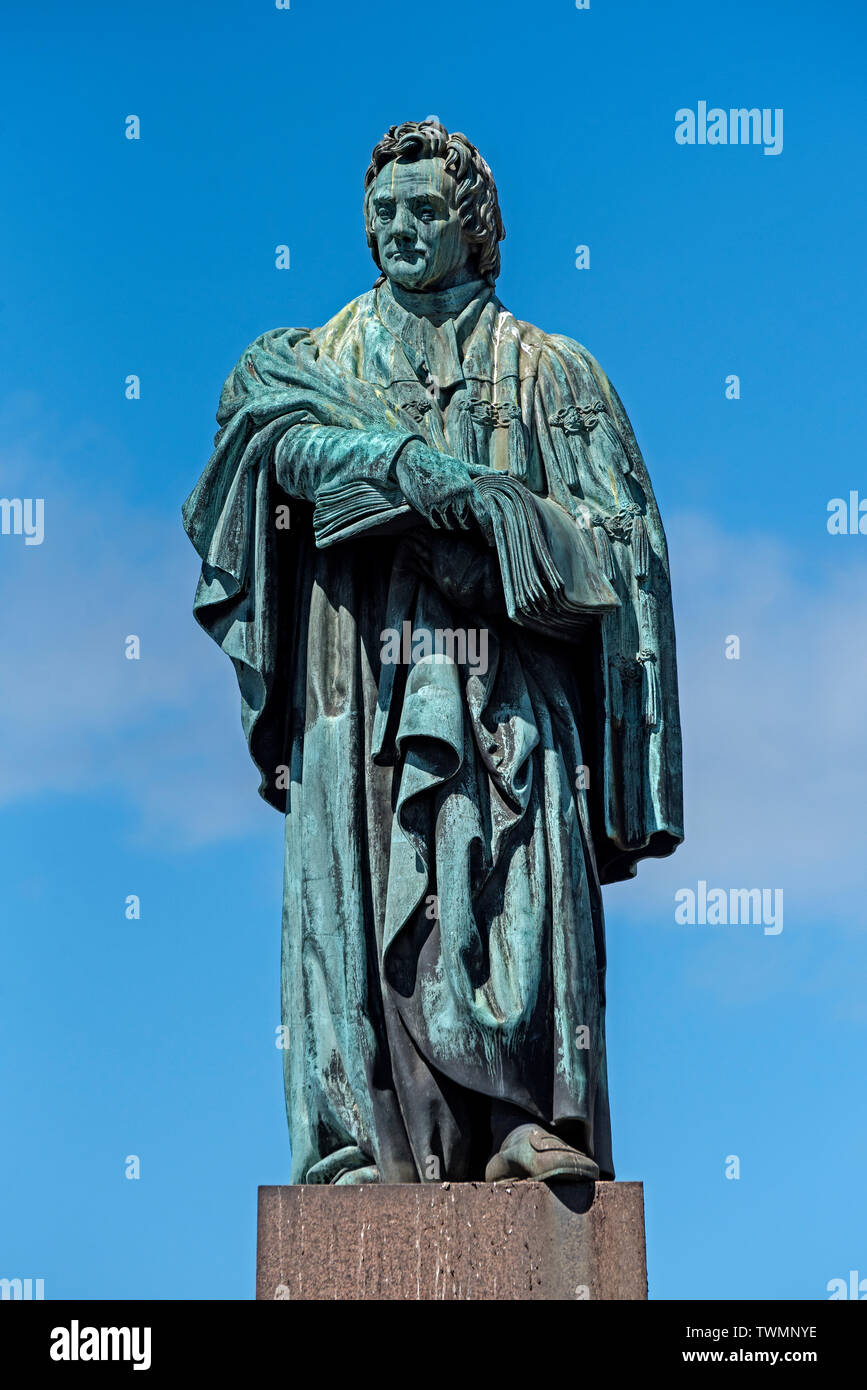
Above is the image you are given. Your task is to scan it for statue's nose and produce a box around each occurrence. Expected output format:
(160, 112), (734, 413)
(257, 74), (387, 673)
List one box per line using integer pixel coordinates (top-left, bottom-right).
(391, 205), (415, 241)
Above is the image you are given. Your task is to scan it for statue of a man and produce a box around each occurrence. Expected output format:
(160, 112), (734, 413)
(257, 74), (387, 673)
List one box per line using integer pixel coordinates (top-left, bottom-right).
(183, 119), (683, 1187)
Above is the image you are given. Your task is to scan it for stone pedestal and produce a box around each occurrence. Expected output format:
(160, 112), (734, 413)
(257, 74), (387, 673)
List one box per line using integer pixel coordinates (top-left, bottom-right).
(256, 1181), (647, 1300)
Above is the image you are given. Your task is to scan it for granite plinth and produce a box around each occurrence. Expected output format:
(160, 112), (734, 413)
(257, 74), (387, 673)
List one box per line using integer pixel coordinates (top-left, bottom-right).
(256, 1180), (647, 1301)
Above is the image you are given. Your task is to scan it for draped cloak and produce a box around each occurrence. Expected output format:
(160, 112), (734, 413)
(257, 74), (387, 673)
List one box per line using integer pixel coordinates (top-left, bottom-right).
(182, 278), (683, 1184)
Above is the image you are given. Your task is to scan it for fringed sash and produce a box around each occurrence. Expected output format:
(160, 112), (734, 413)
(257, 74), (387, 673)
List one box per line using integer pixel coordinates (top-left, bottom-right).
(455, 395), (529, 479)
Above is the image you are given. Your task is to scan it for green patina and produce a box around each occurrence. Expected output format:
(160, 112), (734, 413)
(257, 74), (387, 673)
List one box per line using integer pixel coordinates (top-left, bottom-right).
(183, 119), (683, 1186)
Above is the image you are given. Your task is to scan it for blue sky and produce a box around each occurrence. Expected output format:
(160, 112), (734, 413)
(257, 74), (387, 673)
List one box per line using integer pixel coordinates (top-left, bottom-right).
(1, 0), (865, 1300)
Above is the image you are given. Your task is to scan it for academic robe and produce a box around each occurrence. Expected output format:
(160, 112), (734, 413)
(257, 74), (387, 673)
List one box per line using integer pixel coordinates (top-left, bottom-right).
(182, 277), (683, 1184)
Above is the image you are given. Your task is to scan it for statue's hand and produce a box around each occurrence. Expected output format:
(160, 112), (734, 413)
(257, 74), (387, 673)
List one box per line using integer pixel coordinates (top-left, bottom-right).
(394, 441), (494, 544)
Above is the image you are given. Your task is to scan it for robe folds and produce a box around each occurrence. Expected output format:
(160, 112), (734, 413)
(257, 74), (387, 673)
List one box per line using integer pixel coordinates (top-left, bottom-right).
(183, 279), (683, 1184)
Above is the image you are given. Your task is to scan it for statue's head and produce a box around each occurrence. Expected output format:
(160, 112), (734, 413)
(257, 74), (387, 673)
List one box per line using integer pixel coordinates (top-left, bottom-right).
(364, 118), (505, 293)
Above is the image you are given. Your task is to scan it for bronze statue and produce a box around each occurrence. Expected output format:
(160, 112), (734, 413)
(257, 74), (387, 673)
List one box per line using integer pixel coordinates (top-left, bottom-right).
(183, 118), (683, 1186)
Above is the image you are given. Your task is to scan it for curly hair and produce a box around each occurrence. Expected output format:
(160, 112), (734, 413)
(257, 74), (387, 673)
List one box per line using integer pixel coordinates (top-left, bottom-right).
(363, 118), (505, 286)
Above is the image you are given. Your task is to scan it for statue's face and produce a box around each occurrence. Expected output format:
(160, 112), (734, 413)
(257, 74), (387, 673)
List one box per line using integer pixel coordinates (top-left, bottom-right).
(370, 157), (474, 292)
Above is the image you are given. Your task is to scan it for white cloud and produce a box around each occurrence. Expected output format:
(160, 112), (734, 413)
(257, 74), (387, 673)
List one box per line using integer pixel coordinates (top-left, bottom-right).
(663, 512), (867, 919)
(0, 406), (274, 848)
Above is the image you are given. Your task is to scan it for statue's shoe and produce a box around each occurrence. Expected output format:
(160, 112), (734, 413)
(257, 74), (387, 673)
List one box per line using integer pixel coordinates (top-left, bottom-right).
(332, 1164), (381, 1185)
(484, 1124), (599, 1184)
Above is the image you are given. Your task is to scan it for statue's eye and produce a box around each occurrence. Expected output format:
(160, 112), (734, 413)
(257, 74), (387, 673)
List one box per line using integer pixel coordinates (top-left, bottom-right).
(376, 205), (393, 221)
(418, 206), (434, 221)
